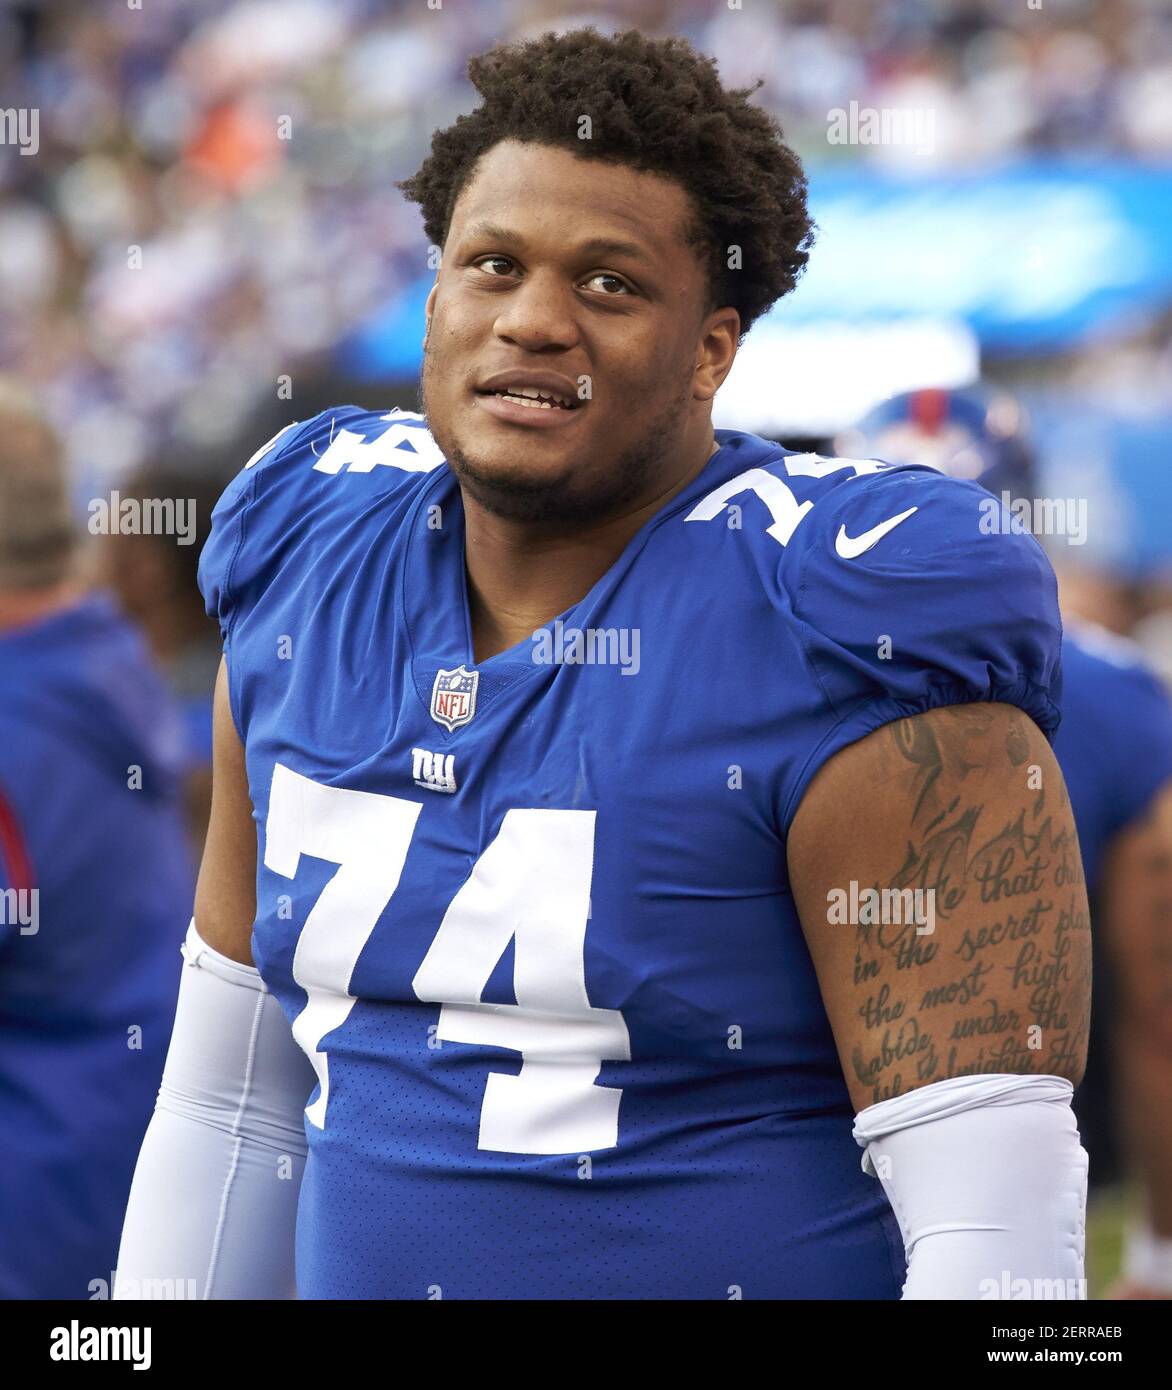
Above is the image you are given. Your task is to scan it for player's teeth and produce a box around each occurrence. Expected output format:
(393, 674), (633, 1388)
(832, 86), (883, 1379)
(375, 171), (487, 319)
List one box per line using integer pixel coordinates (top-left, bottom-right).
(499, 391), (565, 409)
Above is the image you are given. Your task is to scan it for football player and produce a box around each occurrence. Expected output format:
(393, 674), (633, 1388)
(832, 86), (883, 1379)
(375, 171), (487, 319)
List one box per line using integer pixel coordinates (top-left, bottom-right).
(117, 30), (1090, 1300)
(843, 385), (1172, 1298)
(0, 381), (194, 1297)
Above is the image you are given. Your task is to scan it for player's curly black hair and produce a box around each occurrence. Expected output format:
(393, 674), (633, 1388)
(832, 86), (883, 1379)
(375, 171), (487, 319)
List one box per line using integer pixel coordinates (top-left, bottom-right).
(398, 28), (814, 338)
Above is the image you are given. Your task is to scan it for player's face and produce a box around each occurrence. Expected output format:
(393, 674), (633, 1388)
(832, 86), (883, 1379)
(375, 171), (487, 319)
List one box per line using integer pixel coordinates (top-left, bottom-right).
(420, 140), (717, 525)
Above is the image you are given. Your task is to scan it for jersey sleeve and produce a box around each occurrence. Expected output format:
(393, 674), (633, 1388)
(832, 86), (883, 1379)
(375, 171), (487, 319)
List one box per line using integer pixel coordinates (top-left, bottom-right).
(197, 407), (383, 641)
(779, 465), (1063, 830)
(197, 416), (310, 642)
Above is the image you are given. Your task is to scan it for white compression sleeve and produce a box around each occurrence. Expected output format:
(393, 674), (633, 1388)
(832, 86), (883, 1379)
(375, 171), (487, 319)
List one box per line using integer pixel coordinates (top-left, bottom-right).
(114, 920), (316, 1300)
(853, 1074), (1088, 1301)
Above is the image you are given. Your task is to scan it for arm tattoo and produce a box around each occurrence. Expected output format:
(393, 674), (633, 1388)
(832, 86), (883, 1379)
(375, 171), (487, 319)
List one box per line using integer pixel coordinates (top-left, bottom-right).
(847, 706), (1090, 1104)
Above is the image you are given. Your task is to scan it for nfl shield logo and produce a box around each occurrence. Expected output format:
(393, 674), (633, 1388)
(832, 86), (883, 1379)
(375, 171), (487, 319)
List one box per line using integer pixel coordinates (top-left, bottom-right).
(430, 665), (479, 732)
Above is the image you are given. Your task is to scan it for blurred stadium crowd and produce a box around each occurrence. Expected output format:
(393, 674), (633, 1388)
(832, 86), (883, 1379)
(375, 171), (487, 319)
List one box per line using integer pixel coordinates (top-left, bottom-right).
(2, 0), (1172, 1300)
(3, 0), (1172, 487)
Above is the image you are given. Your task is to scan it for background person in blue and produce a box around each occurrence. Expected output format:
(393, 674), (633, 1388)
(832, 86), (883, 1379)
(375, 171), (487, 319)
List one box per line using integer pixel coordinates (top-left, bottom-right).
(0, 381), (195, 1299)
(97, 465), (225, 855)
(118, 29), (1090, 1300)
(844, 385), (1172, 1298)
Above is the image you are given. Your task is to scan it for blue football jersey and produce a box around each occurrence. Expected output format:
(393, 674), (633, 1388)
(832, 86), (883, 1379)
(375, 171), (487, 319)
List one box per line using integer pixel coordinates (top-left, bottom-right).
(1054, 624), (1172, 896)
(198, 407), (1063, 1299)
(1052, 624), (1172, 1188)
(0, 595), (195, 1299)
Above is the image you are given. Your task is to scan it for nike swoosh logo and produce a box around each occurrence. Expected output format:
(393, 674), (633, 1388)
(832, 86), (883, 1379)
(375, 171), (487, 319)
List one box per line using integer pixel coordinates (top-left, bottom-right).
(834, 506), (918, 559)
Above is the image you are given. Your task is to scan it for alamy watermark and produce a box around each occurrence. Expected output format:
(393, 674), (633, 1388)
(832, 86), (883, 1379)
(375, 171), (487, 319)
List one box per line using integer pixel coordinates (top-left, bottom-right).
(979, 493), (1088, 545)
(91, 1271), (197, 1301)
(981, 1271), (1088, 1300)
(531, 619), (640, 676)
(827, 101), (935, 156)
(88, 493), (197, 545)
(0, 887), (38, 935)
(827, 881), (936, 936)
(49, 1320), (151, 1369)
(0, 107), (39, 156)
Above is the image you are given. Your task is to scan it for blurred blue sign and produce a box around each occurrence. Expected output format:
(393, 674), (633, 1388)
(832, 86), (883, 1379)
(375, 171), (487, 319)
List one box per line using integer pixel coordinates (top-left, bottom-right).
(339, 162), (1172, 376)
(784, 162), (1172, 351)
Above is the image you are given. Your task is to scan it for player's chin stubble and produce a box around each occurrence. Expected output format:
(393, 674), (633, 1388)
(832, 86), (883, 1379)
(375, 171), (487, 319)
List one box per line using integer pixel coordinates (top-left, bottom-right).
(419, 354), (694, 528)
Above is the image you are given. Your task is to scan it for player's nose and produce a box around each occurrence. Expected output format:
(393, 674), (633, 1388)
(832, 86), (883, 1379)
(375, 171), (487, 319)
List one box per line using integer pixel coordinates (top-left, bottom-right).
(492, 269), (581, 354)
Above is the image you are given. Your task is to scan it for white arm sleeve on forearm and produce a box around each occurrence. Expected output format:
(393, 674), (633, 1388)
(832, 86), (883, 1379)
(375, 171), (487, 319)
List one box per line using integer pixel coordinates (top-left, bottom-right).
(114, 920), (316, 1300)
(853, 1074), (1088, 1301)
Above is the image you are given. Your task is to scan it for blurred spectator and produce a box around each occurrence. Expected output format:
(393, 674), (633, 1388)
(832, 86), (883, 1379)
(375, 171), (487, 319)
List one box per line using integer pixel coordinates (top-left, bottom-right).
(96, 465), (224, 848)
(0, 378), (194, 1298)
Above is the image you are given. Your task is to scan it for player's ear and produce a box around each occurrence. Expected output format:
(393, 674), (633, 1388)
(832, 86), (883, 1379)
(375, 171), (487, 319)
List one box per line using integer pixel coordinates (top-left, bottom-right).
(423, 282), (439, 351)
(693, 306), (740, 402)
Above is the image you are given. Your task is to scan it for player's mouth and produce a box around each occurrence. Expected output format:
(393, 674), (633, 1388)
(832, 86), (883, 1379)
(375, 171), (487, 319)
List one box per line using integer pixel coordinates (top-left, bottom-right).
(473, 370), (586, 429)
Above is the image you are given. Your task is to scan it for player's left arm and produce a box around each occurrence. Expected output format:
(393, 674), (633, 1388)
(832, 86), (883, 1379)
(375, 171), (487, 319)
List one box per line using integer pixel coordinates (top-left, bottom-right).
(789, 699), (1091, 1298)
(790, 699), (1090, 1105)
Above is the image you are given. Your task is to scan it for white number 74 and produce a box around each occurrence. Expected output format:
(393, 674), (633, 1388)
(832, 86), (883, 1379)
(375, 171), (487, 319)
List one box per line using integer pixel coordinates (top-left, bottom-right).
(264, 763), (630, 1154)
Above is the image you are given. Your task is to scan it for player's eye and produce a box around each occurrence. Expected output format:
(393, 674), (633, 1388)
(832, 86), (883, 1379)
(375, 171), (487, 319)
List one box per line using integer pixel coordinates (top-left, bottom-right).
(582, 272), (633, 296)
(474, 255), (518, 278)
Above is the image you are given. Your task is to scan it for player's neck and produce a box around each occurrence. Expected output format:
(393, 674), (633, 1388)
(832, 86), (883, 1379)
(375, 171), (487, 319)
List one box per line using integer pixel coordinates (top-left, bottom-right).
(464, 435), (719, 664)
(0, 579), (88, 633)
